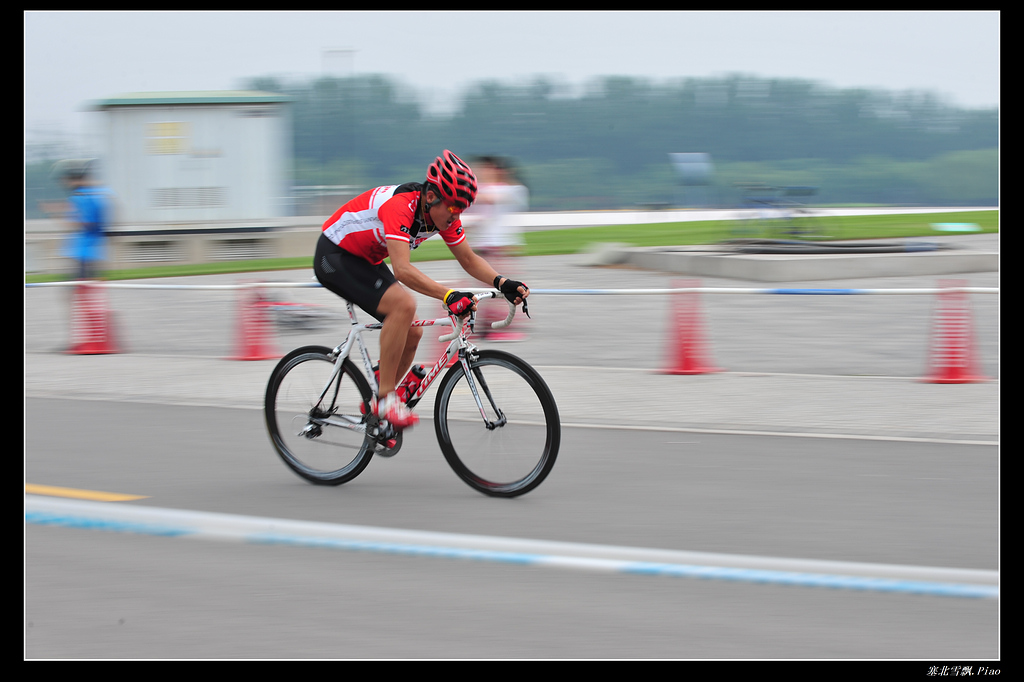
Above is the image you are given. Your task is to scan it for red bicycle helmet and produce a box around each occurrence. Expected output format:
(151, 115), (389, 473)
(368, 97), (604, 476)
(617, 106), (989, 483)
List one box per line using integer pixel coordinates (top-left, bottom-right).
(426, 150), (478, 211)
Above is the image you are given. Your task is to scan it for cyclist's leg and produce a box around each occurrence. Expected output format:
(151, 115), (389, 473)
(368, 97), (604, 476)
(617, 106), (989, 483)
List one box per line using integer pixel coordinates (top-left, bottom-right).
(314, 235), (422, 412)
(375, 284), (421, 397)
(314, 234), (402, 383)
(402, 325), (423, 381)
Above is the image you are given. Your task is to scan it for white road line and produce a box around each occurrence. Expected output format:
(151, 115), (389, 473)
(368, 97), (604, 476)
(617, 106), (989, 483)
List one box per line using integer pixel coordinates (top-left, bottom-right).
(24, 390), (997, 446)
(25, 496), (998, 599)
(557, 421), (998, 446)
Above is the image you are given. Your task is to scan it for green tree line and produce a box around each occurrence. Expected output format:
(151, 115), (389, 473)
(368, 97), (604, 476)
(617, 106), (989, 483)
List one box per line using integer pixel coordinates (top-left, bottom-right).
(269, 73), (998, 210)
(25, 73), (998, 217)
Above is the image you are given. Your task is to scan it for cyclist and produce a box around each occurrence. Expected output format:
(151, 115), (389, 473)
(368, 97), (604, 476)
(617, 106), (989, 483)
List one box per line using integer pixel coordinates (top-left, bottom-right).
(313, 150), (530, 430)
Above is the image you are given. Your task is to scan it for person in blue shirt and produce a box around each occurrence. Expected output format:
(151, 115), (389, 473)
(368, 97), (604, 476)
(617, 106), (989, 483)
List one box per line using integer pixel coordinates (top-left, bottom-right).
(52, 159), (113, 280)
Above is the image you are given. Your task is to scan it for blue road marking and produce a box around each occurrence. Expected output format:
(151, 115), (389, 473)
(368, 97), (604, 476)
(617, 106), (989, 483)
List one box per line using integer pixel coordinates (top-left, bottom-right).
(25, 497), (998, 600)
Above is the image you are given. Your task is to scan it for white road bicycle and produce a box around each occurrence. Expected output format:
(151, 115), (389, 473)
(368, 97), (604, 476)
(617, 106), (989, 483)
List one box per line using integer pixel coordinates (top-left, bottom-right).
(264, 292), (560, 498)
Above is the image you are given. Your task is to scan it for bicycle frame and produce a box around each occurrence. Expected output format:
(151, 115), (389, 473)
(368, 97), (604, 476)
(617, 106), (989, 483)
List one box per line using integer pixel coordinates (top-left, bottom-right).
(311, 291), (516, 435)
(266, 286), (557, 497)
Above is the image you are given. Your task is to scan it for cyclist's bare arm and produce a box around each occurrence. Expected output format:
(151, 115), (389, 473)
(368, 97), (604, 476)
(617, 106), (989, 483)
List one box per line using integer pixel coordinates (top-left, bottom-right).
(388, 237), (527, 308)
(386, 238), (453, 301)
(448, 240), (529, 304)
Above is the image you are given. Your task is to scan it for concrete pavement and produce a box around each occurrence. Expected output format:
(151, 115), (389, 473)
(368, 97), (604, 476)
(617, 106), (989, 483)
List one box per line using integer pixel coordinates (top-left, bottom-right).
(24, 233), (999, 444)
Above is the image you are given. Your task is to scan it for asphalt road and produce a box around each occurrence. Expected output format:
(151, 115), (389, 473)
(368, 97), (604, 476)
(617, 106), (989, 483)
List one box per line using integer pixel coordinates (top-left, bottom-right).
(25, 397), (998, 659)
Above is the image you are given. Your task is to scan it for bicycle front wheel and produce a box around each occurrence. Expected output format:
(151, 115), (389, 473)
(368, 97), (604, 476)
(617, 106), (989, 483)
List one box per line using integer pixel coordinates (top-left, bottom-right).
(434, 350), (560, 497)
(265, 345), (374, 485)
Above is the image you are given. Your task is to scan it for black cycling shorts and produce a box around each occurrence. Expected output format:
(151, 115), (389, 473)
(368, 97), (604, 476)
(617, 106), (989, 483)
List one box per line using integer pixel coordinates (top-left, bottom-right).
(314, 234), (396, 322)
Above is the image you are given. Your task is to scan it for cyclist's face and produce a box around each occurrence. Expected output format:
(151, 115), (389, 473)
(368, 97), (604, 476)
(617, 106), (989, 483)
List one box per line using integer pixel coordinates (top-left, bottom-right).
(426, 193), (462, 227)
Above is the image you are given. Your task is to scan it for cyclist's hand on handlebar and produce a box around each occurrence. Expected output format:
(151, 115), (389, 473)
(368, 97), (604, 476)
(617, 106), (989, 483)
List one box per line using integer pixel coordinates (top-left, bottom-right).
(444, 289), (477, 317)
(494, 276), (529, 304)
(494, 276), (530, 318)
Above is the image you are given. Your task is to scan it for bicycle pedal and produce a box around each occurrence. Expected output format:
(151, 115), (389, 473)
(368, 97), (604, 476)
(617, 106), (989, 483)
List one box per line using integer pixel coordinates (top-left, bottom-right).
(374, 431), (402, 458)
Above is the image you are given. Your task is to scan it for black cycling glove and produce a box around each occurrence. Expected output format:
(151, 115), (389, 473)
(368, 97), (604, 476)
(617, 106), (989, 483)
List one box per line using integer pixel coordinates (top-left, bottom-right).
(494, 276), (531, 318)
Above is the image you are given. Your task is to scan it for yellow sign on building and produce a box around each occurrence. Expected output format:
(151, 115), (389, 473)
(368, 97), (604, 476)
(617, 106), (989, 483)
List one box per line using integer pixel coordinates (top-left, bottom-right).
(146, 121), (190, 154)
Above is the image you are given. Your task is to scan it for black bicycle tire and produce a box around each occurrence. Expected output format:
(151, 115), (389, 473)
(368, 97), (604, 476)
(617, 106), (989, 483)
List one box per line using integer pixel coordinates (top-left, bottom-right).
(433, 349), (560, 497)
(265, 345), (375, 486)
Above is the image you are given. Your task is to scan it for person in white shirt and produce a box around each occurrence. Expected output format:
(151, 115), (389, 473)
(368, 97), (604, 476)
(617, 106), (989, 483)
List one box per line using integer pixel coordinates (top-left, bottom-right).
(465, 156), (530, 340)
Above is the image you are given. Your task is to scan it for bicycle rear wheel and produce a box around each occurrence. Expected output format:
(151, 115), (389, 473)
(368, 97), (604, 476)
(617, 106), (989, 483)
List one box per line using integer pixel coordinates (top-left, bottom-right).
(434, 350), (560, 497)
(265, 345), (374, 485)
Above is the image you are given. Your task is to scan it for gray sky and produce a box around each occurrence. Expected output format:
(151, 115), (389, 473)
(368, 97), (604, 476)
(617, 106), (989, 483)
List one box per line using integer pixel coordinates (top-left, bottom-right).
(24, 11), (1000, 145)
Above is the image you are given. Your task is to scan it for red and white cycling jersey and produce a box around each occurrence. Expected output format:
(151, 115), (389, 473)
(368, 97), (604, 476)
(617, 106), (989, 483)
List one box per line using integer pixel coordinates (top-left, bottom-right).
(322, 182), (466, 265)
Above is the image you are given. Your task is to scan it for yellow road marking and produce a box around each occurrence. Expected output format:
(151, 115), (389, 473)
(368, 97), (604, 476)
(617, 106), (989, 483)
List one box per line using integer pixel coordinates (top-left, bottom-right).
(25, 484), (148, 502)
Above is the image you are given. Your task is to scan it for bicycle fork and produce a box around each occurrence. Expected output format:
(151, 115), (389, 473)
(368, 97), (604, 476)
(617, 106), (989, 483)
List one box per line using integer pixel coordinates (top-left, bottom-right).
(458, 349), (507, 431)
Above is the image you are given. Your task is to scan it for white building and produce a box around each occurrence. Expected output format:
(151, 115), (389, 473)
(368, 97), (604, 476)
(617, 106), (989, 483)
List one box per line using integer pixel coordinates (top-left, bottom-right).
(20, 90), (325, 270)
(92, 91), (292, 227)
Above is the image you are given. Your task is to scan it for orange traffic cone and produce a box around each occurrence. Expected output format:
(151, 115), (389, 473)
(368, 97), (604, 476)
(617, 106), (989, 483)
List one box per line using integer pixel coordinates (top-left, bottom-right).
(230, 287), (279, 360)
(923, 280), (987, 383)
(660, 279), (723, 375)
(67, 282), (120, 354)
